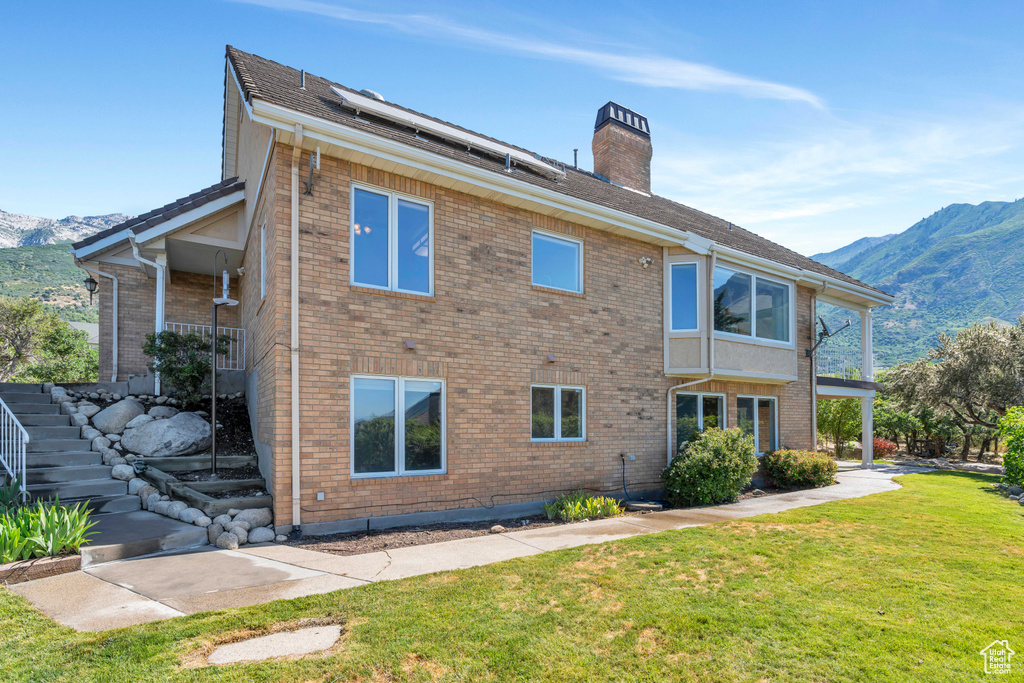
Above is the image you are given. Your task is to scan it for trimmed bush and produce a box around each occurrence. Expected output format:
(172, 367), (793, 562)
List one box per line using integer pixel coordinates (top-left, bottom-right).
(998, 407), (1024, 487)
(543, 491), (622, 522)
(763, 450), (837, 489)
(873, 438), (898, 458)
(662, 427), (758, 506)
(142, 330), (229, 409)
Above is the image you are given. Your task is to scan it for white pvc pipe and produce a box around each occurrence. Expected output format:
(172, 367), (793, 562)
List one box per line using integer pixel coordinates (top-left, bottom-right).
(129, 235), (166, 395)
(290, 123), (304, 531)
(76, 260), (118, 382)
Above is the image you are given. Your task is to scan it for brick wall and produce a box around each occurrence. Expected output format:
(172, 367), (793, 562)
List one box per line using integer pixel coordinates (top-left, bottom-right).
(592, 123), (653, 193)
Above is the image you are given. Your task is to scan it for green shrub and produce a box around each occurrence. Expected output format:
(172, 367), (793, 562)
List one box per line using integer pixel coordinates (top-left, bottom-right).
(998, 407), (1024, 487)
(0, 498), (96, 563)
(662, 427), (758, 506)
(143, 330), (228, 409)
(543, 491), (622, 522)
(763, 450), (838, 489)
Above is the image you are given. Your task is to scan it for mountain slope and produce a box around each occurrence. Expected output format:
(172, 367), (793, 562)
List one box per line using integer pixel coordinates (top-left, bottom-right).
(0, 209), (129, 248)
(818, 198), (1024, 366)
(0, 242), (98, 322)
(811, 234), (895, 270)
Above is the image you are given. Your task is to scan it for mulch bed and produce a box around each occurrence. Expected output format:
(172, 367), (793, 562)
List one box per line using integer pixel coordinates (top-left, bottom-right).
(175, 465), (263, 482)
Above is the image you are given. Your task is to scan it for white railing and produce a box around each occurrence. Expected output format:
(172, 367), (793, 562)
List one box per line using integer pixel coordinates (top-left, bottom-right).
(0, 397), (29, 502)
(164, 322), (246, 370)
(816, 344), (864, 381)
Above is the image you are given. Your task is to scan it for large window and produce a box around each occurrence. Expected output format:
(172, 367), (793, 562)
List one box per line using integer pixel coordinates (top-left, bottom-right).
(351, 186), (433, 295)
(670, 263), (698, 331)
(714, 266), (790, 343)
(532, 231), (582, 293)
(737, 396), (777, 454)
(675, 392), (725, 452)
(531, 385), (585, 442)
(351, 375), (445, 477)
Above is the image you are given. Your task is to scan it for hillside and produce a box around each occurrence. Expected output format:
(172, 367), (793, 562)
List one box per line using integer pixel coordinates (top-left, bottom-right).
(812, 198), (1024, 366)
(811, 234), (895, 270)
(0, 209), (128, 248)
(0, 242), (98, 323)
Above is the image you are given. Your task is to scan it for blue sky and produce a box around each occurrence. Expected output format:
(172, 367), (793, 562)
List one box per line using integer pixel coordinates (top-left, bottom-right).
(2, 1), (1023, 255)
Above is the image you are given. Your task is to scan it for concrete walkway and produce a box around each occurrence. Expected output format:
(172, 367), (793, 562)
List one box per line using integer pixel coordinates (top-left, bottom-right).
(8, 464), (930, 631)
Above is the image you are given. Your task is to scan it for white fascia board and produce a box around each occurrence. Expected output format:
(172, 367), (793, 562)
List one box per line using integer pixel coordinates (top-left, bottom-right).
(227, 61), (254, 121)
(72, 230), (134, 261)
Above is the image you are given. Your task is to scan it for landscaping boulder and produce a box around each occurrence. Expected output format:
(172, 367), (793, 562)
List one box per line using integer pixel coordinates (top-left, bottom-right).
(177, 507), (205, 524)
(71, 413), (89, 428)
(127, 478), (147, 495)
(212, 514), (232, 527)
(207, 523), (224, 544)
(77, 403), (101, 418)
(146, 493), (161, 510)
(110, 465), (134, 481)
(248, 527), (275, 544)
(125, 414), (154, 430)
(137, 484), (158, 501)
(232, 507), (273, 528)
(225, 520), (251, 533)
(81, 427), (101, 442)
(276, 535), (287, 543)
(165, 501), (188, 518)
(91, 436), (111, 452)
(148, 406), (179, 419)
(110, 456), (127, 466)
(106, 434), (121, 442)
(1009, 486), (1022, 496)
(120, 412), (212, 457)
(152, 500), (173, 516)
(50, 386), (69, 404)
(91, 399), (144, 435)
(228, 526), (248, 545)
(193, 515), (212, 528)
(215, 532), (239, 550)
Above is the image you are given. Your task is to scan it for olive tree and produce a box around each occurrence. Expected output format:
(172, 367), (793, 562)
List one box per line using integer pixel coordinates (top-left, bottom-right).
(817, 398), (861, 458)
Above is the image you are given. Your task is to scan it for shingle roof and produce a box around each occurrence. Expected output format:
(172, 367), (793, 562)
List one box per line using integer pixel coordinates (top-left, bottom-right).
(73, 177), (245, 250)
(224, 46), (885, 297)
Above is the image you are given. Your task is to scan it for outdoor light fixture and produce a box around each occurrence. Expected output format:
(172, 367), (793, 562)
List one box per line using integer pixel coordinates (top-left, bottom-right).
(404, 340), (416, 350)
(83, 276), (98, 304)
(638, 256), (653, 269)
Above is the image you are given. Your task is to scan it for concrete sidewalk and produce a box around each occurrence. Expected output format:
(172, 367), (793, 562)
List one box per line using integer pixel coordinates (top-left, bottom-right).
(8, 464), (929, 631)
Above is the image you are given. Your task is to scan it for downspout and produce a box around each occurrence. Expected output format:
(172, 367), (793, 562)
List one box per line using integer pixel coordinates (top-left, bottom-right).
(666, 247), (718, 460)
(128, 235), (165, 395)
(290, 124), (303, 535)
(75, 260), (118, 382)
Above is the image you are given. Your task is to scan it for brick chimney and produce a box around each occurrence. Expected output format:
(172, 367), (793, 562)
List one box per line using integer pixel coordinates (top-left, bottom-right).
(592, 102), (652, 193)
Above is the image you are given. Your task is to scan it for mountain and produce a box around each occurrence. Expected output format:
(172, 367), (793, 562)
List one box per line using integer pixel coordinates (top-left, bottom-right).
(816, 198), (1024, 367)
(0, 209), (129, 248)
(0, 242), (98, 323)
(811, 234), (896, 270)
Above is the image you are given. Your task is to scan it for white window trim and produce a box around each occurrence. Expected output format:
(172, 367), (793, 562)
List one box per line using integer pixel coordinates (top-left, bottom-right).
(259, 217), (266, 300)
(737, 394), (779, 455)
(531, 384), (587, 442)
(668, 261), (701, 333)
(713, 264), (795, 348)
(349, 182), (435, 296)
(350, 374), (446, 479)
(672, 391), (727, 462)
(531, 229), (584, 294)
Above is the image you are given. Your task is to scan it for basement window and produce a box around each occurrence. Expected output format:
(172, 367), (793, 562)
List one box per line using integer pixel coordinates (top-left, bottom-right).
(675, 392), (726, 452)
(737, 395), (777, 454)
(531, 385), (586, 442)
(532, 230), (582, 293)
(351, 375), (445, 477)
(351, 185), (433, 296)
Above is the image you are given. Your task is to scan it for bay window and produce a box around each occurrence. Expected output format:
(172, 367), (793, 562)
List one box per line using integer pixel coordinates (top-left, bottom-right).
(351, 186), (433, 295)
(531, 385), (585, 442)
(714, 266), (791, 343)
(351, 375), (445, 477)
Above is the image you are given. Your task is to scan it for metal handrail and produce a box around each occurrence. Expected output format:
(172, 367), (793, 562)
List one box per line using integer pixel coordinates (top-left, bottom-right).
(164, 322), (246, 370)
(0, 396), (30, 502)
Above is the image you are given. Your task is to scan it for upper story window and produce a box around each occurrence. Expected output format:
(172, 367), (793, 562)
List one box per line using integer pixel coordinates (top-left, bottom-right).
(532, 230), (582, 293)
(351, 186), (433, 296)
(670, 263), (698, 331)
(714, 266), (791, 343)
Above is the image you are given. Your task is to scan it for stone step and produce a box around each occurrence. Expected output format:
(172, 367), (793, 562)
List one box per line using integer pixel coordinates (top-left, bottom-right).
(25, 465), (113, 485)
(0, 392), (52, 404)
(0, 383), (43, 392)
(10, 404), (60, 415)
(27, 438), (93, 453)
(73, 494), (143, 516)
(27, 478), (127, 502)
(80, 510), (208, 567)
(26, 451), (102, 468)
(25, 425), (81, 440)
(16, 414), (71, 427)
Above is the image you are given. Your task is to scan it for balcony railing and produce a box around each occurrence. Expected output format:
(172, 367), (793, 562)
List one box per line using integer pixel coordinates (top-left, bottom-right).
(816, 344), (865, 381)
(164, 322), (246, 370)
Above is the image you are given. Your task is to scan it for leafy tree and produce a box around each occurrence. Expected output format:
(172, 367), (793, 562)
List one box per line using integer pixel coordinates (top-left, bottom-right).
(143, 331), (228, 410)
(817, 398), (861, 458)
(873, 394), (921, 451)
(14, 323), (98, 383)
(998, 407), (1024, 487)
(0, 297), (87, 382)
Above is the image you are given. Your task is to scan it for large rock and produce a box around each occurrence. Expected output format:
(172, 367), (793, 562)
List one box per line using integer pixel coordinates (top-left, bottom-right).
(77, 403), (101, 418)
(110, 464), (135, 481)
(81, 427), (101, 442)
(216, 532), (239, 550)
(71, 413), (89, 428)
(207, 523), (224, 544)
(125, 414), (154, 430)
(165, 501), (188, 518)
(193, 515), (213, 528)
(50, 386), (69, 404)
(177, 507), (205, 524)
(120, 412), (212, 457)
(91, 399), (144, 435)
(91, 436), (111, 452)
(232, 507), (273, 528)
(127, 478), (148, 495)
(227, 525), (248, 545)
(212, 514), (232, 527)
(148, 406), (179, 419)
(247, 527), (275, 544)
(225, 520), (250, 534)
(137, 484), (158, 501)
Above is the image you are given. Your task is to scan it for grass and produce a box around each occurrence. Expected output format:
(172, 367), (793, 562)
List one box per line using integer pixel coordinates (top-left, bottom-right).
(2, 471), (1021, 681)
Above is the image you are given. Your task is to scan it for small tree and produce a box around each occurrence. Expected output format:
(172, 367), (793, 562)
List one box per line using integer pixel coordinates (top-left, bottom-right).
(998, 407), (1024, 487)
(0, 298), (57, 381)
(15, 323), (98, 383)
(143, 331), (228, 409)
(817, 398), (861, 458)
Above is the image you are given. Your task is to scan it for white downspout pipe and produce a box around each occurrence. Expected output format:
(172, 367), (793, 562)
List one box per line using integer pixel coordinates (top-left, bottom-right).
(290, 124), (303, 533)
(129, 235), (166, 395)
(75, 260), (118, 382)
(666, 248), (718, 461)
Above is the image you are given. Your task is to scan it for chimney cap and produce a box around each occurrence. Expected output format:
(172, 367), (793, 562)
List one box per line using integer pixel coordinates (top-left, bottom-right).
(595, 102), (650, 138)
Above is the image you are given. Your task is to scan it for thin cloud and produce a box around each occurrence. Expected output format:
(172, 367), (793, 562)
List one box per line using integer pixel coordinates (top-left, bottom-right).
(230, 0), (824, 107)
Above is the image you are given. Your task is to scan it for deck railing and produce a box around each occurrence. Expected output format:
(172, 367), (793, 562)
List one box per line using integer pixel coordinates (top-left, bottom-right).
(164, 322), (246, 370)
(0, 397), (29, 501)
(816, 344), (865, 381)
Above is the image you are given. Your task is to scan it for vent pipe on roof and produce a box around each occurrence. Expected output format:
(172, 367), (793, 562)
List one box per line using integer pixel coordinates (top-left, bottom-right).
(299, 70), (305, 90)
(573, 148), (578, 169)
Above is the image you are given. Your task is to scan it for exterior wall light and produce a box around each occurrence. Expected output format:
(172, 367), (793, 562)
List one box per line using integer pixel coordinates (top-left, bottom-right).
(638, 256), (653, 269)
(83, 276), (98, 304)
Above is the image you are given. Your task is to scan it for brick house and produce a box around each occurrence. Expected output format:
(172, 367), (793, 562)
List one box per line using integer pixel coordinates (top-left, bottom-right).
(72, 47), (892, 535)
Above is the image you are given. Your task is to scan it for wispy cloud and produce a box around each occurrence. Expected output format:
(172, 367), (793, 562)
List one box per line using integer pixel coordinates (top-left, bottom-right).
(230, 0), (824, 107)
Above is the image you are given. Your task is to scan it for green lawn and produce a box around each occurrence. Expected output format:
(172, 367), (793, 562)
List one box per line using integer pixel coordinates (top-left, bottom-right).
(2, 472), (1021, 682)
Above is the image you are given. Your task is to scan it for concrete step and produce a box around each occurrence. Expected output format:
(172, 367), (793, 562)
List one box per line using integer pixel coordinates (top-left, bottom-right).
(25, 425), (81, 440)
(16, 414), (71, 427)
(0, 392), (52, 404)
(67, 494), (142, 516)
(10, 404), (60, 415)
(0, 383), (42, 392)
(27, 478), (127, 502)
(26, 451), (102, 468)
(81, 510), (208, 567)
(27, 438), (93, 453)
(25, 465), (113, 485)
